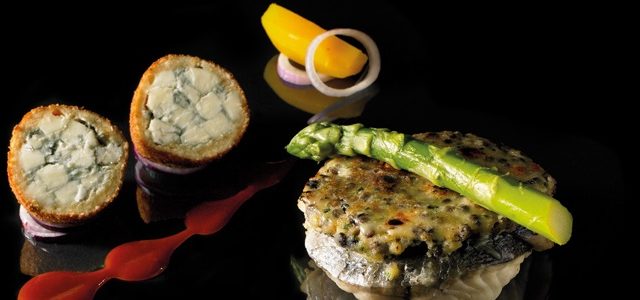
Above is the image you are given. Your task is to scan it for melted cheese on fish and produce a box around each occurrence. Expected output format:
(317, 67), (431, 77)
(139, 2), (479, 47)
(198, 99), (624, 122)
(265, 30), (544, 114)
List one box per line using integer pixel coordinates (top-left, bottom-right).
(298, 131), (555, 261)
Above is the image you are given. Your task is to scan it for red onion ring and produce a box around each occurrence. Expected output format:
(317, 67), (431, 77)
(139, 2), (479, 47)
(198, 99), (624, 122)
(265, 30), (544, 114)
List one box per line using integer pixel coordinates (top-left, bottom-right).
(134, 150), (205, 175)
(305, 28), (381, 97)
(276, 53), (333, 85)
(20, 206), (77, 230)
(20, 206), (67, 239)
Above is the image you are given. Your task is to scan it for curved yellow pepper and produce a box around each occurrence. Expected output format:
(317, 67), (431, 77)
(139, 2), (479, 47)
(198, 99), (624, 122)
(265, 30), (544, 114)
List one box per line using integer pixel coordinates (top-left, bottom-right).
(261, 3), (368, 79)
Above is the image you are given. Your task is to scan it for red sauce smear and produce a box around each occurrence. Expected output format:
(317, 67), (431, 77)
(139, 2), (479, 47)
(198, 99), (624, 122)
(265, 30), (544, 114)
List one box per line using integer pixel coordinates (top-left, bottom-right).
(18, 161), (292, 300)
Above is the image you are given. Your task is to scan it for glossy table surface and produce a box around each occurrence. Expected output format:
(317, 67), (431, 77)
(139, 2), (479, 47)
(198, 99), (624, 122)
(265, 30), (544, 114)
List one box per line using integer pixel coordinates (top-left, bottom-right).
(1, 1), (626, 299)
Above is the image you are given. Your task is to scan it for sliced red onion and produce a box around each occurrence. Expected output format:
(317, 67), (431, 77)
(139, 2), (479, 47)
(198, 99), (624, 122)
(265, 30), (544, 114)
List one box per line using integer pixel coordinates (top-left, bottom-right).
(20, 206), (67, 240)
(134, 150), (205, 175)
(277, 53), (333, 85)
(305, 28), (381, 97)
(21, 206), (77, 230)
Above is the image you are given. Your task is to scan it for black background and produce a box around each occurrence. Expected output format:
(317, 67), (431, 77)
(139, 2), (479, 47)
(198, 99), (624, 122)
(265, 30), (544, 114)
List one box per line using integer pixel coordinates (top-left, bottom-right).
(1, 1), (627, 298)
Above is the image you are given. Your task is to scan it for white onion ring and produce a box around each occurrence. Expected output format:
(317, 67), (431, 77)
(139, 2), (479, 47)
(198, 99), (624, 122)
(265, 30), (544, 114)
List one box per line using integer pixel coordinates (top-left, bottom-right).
(305, 28), (381, 97)
(276, 53), (333, 85)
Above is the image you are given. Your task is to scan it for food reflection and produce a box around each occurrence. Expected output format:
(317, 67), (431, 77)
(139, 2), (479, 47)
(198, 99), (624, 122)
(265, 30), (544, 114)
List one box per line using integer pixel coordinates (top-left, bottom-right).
(19, 152), (290, 279)
(19, 159), (293, 299)
(293, 253), (552, 300)
(19, 219), (129, 276)
(263, 55), (376, 123)
(134, 161), (241, 223)
(134, 153), (293, 224)
(20, 239), (108, 276)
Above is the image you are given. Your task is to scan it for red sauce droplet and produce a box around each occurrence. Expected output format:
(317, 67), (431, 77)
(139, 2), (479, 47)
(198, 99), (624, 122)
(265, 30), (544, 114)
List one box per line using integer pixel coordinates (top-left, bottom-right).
(19, 161), (291, 300)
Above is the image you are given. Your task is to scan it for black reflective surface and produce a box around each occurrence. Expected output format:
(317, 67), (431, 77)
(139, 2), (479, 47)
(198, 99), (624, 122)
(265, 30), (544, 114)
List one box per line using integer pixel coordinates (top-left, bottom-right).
(2, 1), (626, 299)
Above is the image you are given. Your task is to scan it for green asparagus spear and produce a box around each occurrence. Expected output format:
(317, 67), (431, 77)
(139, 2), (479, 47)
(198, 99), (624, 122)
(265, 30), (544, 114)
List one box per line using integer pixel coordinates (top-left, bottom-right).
(286, 122), (572, 245)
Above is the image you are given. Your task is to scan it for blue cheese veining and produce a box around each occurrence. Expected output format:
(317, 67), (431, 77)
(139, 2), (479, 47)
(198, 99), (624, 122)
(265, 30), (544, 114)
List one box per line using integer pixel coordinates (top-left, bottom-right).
(145, 67), (244, 146)
(19, 114), (124, 209)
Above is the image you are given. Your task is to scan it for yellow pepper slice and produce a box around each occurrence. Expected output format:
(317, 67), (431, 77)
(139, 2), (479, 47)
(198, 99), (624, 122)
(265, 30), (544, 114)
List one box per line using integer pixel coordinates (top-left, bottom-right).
(261, 3), (368, 79)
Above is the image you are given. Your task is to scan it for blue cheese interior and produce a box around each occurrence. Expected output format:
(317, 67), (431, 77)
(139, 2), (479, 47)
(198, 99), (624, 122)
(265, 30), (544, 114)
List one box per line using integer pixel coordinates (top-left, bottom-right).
(19, 114), (124, 209)
(145, 67), (244, 146)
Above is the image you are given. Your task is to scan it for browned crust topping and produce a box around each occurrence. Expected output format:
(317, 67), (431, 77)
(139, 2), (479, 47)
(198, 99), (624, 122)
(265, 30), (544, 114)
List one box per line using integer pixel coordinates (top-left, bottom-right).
(298, 131), (555, 260)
